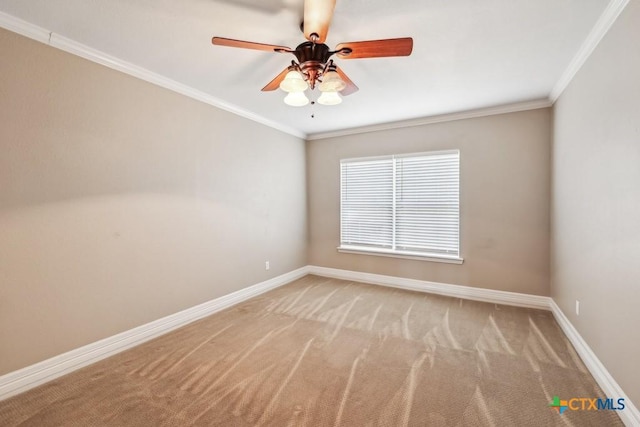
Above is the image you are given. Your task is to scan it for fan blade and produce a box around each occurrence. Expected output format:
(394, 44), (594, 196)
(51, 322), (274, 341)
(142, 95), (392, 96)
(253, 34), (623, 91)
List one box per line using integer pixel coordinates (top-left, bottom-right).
(212, 37), (290, 53)
(335, 67), (358, 96)
(262, 67), (291, 91)
(303, 0), (336, 43)
(335, 37), (413, 59)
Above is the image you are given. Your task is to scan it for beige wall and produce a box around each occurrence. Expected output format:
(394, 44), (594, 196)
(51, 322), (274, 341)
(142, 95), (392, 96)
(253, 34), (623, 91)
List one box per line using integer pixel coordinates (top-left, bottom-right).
(0, 29), (307, 374)
(7, 3), (637, 410)
(307, 109), (551, 296)
(551, 1), (640, 406)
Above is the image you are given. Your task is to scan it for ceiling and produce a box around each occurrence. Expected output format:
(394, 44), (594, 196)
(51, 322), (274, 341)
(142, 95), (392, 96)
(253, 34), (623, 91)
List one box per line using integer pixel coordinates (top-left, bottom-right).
(0, 0), (612, 138)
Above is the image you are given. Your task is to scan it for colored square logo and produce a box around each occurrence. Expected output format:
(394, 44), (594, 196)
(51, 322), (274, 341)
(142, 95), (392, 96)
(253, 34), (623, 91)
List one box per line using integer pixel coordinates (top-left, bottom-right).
(549, 396), (568, 414)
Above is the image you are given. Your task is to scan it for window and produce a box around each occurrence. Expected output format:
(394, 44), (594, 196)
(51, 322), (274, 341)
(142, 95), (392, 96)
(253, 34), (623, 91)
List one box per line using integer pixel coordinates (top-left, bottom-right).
(339, 150), (461, 263)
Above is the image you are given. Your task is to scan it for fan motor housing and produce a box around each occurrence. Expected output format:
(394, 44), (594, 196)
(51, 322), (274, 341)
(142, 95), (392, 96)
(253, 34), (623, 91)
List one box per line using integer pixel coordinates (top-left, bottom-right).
(293, 42), (333, 64)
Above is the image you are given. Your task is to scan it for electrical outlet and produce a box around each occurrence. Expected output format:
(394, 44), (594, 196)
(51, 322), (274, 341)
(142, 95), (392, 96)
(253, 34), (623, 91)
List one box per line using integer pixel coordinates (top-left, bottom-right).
(265, 261), (270, 270)
(576, 300), (580, 316)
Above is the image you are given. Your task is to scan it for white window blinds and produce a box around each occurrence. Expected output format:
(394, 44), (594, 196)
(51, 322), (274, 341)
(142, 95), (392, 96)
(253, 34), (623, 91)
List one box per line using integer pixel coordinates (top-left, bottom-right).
(340, 150), (460, 259)
(340, 158), (394, 248)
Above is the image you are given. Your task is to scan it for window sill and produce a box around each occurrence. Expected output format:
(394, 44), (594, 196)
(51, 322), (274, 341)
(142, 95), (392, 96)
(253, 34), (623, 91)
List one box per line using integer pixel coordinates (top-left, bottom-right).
(337, 246), (464, 264)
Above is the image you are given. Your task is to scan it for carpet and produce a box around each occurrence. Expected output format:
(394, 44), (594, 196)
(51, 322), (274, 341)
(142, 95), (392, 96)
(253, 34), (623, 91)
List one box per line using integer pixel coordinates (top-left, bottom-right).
(0, 275), (623, 426)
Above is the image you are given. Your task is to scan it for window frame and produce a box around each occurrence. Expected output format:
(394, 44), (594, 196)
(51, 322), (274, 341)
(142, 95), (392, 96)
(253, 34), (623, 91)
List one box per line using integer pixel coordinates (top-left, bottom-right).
(338, 150), (463, 264)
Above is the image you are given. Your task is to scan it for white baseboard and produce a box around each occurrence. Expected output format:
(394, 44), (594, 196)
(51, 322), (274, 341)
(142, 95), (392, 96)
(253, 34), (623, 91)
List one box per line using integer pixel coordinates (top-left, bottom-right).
(308, 265), (638, 425)
(0, 267), (308, 401)
(307, 265), (551, 310)
(550, 300), (640, 426)
(2, 264), (636, 426)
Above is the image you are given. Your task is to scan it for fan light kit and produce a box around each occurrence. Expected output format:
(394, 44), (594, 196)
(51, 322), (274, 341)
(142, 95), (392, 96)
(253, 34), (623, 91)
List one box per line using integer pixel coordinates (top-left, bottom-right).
(212, 0), (413, 107)
(279, 60), (346, 106)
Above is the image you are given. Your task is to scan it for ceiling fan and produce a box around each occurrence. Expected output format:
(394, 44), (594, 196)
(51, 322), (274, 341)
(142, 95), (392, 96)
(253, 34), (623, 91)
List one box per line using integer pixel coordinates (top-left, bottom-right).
(211, 0), (413, 106)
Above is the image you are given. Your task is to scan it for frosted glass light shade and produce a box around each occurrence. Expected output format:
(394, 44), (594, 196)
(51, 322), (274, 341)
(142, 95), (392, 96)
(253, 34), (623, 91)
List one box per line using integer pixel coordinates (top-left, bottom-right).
(319, 71), (346, 92)
(284, 91), (310, 106)
(317, 90), (342, 105)
(279, 71), (308, 92)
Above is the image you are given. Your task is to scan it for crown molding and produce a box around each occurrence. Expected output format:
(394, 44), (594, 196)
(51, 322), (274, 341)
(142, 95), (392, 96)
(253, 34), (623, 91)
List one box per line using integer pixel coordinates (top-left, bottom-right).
(550, 0), (629, 102)
(0, 11), (306, 140)
(306, 98), (553, 141)
(2, 0), (628, 142)
(0, 10), (49, 43)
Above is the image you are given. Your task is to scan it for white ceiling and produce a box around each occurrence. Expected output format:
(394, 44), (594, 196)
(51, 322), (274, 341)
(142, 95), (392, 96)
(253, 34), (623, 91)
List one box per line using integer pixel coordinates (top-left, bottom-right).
(0, 0), (612, 138)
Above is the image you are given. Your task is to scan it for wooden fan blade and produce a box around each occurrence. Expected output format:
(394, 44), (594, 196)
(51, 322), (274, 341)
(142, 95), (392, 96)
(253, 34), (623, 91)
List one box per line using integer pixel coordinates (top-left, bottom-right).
(303, 0), (336, 43)
(335, 67), (358, 96)
(262, 67), (291, 91)
(335, 37), (413, 59)
(212, 37), (290, 53)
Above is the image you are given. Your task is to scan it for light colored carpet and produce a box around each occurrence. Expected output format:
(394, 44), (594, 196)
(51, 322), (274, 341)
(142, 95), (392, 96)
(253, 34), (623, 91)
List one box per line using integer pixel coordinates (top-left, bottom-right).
(0, 275), (623, 426)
